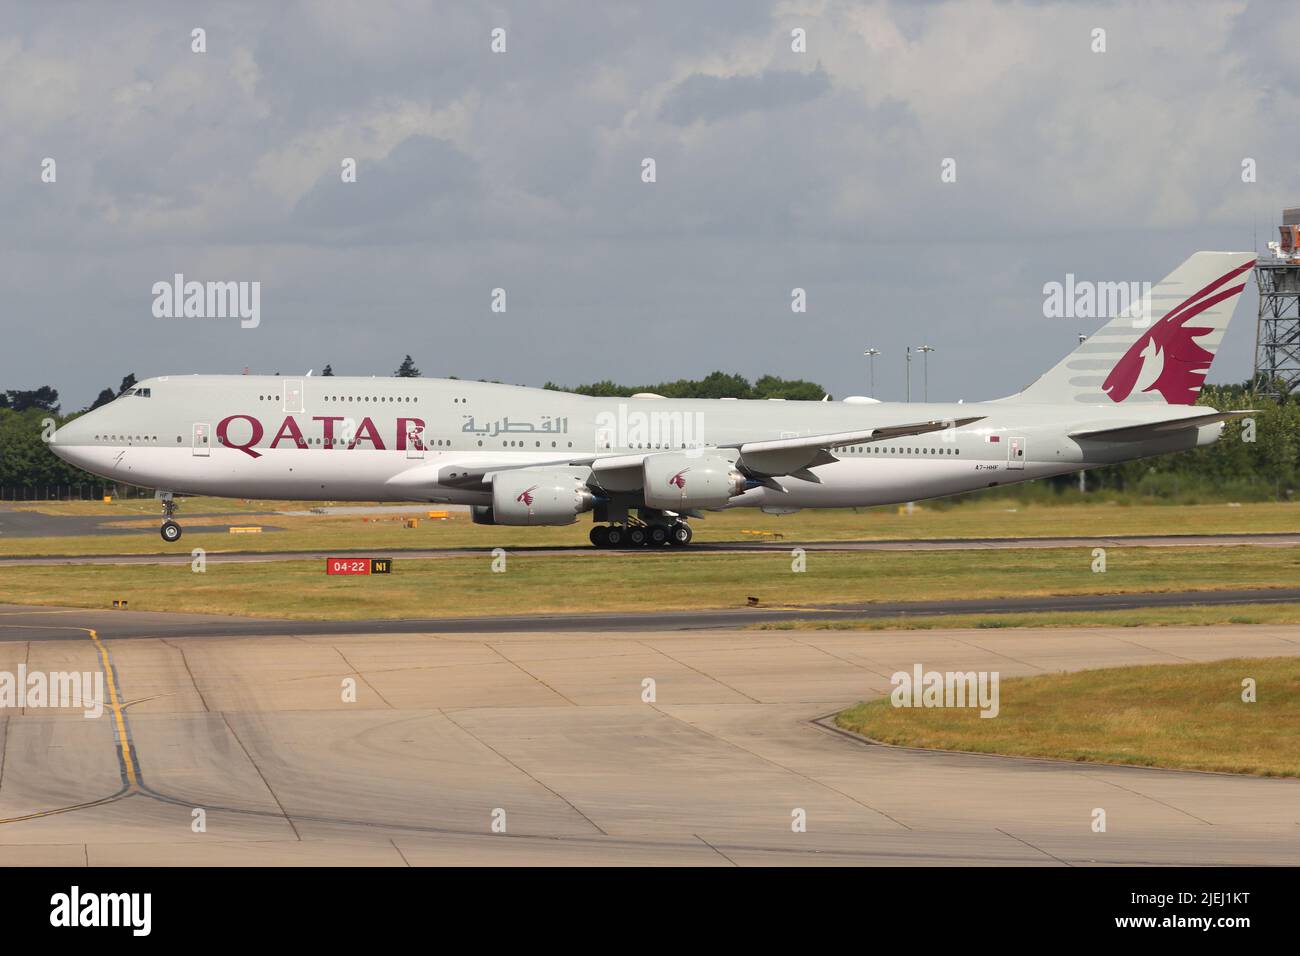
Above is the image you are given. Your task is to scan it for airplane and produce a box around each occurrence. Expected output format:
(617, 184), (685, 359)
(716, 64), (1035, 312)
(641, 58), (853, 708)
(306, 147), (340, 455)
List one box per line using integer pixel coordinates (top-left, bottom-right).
(50, 251), (1256, 548)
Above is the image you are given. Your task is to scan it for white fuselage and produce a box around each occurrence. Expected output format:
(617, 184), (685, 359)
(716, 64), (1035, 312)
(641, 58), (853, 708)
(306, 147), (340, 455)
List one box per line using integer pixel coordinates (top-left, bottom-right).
(50, 374), (1224, 510)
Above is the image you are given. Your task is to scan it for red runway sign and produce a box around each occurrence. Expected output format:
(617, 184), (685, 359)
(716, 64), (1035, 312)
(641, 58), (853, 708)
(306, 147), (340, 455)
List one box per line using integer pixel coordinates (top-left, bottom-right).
(326, 558), (392, 575)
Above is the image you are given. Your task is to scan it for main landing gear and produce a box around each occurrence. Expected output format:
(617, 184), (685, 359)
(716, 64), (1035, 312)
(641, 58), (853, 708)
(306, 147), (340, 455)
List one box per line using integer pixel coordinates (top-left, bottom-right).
(590, 520), (692, 549)
(159, 493), (183, 543)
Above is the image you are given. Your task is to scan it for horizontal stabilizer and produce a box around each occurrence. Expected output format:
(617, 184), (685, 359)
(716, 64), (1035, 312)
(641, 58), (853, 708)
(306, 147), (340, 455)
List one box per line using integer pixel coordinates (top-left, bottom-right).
(1069, 410), (1257, 442)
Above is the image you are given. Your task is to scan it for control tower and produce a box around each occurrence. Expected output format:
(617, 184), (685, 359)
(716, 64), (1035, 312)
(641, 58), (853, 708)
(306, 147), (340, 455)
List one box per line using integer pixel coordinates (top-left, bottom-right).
(1253, 207), (1300, 397)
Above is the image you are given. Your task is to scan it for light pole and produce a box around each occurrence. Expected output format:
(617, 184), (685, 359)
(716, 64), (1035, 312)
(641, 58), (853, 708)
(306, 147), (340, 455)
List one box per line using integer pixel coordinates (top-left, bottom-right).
(917, 344), (935, 402)
(863, 348), (880, 398)
(905, 347), (912, 402)
(1076, 333), (1086, 491)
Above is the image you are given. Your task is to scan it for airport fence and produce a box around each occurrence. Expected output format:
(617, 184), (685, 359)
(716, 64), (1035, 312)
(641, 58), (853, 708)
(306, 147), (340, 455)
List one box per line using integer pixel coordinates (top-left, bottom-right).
(0, 484), (155, 502)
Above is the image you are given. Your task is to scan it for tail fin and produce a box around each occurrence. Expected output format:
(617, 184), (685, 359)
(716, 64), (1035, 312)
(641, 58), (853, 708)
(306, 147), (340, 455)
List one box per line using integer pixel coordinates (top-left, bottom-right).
(1011, 251), (1256, 405)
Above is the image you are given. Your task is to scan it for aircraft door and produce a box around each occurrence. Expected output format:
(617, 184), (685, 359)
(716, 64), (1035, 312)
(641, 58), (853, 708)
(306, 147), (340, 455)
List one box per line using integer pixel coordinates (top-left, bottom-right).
(1007, 436), (1026, 470)
(406, 422), (426, 460)
(283, 379), (304, 414)
(192, 422), (211, 457)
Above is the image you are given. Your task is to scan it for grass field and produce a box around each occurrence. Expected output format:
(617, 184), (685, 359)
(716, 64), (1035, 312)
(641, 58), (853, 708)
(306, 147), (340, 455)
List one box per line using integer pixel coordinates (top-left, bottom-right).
(0, 545), (1297, 620)
(834, 657), (1300, 777)
(1, 498), (1298, 558)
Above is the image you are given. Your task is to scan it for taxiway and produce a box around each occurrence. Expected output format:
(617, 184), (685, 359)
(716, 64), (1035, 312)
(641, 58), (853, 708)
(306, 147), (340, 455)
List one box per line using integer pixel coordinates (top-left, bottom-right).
(0, 609), (1294, 865)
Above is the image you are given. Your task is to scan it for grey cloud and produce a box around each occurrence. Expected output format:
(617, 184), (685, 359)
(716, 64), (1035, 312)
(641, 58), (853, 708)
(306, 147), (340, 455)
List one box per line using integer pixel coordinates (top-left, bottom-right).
(0, 1), (1294, 412)
(659, 65), (831, 125)
(291, 135), (479, 235)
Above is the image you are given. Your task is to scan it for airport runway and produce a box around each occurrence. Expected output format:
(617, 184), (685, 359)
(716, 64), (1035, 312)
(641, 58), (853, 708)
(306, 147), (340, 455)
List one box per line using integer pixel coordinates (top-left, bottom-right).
(0, 509), (282, 538)
(0, 502), (446, 539)
(4, 531), (1300, 566)
(3, 586), (1300, 639)
(0, 613), (1294, 865)
(0, 506), (281, 538)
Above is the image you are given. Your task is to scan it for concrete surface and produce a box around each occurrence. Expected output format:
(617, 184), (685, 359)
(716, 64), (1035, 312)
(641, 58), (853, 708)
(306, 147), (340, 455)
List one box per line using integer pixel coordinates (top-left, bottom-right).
(0, 614), (1295, 866)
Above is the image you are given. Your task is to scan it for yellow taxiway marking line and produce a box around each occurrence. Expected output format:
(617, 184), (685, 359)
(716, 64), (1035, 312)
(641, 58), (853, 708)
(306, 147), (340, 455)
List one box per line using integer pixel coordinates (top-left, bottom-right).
(87, 628), (139, 790)
(0, 622), (101, 633)
(0, 609), (87, 616)
(0, 622), (140, 792)
(0, 792), (125, 825)
(0, 622), (140, 823)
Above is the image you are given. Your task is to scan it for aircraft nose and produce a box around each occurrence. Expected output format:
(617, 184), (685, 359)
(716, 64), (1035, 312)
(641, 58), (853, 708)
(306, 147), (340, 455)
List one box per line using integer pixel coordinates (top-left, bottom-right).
(48, 416), (92, 464)
(48, 424), (73, 463)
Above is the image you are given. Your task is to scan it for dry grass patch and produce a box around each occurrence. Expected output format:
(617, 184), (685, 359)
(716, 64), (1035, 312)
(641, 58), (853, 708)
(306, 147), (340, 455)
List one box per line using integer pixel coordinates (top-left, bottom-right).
(835, 657), (1300, 777)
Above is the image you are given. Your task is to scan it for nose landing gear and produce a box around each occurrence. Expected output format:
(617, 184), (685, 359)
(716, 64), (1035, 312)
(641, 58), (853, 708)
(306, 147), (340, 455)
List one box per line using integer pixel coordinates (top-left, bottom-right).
(159, 493), (183, 542)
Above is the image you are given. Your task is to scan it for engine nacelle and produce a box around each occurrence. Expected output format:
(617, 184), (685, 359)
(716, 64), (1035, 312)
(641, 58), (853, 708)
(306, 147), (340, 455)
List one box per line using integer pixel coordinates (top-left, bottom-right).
(642, 453), (746, 510)
(490, 468), (594, 526)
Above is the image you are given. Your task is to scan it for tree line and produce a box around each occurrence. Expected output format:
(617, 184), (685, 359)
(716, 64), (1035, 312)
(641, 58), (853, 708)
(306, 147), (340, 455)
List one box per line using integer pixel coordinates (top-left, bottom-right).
(543, 371), (826, 401)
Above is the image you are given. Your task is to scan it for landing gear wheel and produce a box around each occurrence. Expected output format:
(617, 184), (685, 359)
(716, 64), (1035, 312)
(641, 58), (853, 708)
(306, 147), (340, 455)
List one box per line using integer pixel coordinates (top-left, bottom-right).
(669, 522), (693, 546)
(605, 525), (626, 548)
(590, 525), (610, 548)
(160, 520), (183, 543)
(648, 525), (669, 547)
(628, 526), (648, 547)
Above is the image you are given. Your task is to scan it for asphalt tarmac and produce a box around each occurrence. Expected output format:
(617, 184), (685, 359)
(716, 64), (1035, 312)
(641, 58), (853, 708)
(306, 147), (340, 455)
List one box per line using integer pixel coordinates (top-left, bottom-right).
(1, 586), (1300, 639)
(0, 506), (279, 538)
(4, 531), (1300, 566)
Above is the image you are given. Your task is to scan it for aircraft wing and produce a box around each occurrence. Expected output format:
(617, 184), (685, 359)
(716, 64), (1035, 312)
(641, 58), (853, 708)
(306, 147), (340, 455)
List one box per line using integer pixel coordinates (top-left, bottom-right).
(720, 416), (986, 481)
(384, 457), (579, 493)
(389, 415), (985, 491)
(1069, 410), (1256, 442)
(719, 416), (985, 454)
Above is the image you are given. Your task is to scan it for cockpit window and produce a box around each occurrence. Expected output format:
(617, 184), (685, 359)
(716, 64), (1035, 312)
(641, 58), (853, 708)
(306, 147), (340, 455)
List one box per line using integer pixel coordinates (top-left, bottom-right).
(127, 387), (152, 398)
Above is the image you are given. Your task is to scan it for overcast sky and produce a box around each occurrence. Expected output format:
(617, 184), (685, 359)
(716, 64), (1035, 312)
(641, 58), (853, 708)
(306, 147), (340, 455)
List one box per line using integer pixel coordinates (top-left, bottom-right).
(2, 0), (1297, 410)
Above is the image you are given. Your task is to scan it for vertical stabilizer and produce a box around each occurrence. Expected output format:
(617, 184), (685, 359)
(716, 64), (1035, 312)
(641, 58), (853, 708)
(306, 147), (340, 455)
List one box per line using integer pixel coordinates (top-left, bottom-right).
(1012, 252), (1255, 405)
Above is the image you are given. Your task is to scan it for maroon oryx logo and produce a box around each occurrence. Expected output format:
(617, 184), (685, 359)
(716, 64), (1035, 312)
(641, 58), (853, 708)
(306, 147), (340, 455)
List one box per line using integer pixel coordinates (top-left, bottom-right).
(516, 485), (538, 506)
(668, 469), (689, 489)
(1102, 258), (1254, 405)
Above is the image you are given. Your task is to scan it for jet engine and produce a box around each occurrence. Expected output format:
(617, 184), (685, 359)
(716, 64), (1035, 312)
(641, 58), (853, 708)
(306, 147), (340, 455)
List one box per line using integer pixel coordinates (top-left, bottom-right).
(489, 468), (594, 526)
(642, 453), (746, 510)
